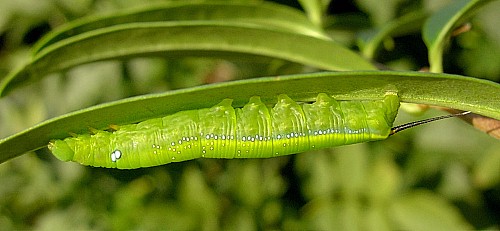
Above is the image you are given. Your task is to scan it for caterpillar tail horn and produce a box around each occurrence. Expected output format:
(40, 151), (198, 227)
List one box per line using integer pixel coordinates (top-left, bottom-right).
(390, 111), (471, 136)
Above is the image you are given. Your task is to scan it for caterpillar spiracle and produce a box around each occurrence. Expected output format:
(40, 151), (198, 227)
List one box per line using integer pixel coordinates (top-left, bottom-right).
(48, 93), (400, 169)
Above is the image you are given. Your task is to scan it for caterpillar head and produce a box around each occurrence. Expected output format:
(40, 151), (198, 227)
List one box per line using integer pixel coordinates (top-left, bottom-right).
(48, 140), (74, 161)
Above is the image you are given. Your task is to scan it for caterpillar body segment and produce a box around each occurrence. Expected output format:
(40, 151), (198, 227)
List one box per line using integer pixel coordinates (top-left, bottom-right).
(48, 93), (400, 169)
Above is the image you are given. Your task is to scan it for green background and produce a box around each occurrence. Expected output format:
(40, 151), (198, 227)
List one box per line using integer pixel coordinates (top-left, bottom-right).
(0, 0), (499, 230)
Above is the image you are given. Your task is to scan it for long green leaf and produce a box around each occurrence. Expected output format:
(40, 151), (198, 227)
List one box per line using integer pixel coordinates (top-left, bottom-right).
(358, 10), (428, 59)
(1, 71), (498, 164)
(390, 191), (472, 230)
(297, 0), (329, 27)
(423, 0), (495, 73)
(33, 1), (328, 54)
(0, 22), (375, 97)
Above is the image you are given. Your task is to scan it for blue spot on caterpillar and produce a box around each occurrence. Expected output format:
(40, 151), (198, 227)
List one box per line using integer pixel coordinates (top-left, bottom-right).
(48, 93), (400, 169)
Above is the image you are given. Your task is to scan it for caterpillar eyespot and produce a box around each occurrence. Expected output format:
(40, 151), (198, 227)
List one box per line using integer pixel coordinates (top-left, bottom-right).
(48, 93), (401, 169)
(111, 150), (122, 162)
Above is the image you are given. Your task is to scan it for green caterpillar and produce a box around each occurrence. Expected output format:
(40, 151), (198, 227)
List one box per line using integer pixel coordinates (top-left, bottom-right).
(49, 93), (400, 169)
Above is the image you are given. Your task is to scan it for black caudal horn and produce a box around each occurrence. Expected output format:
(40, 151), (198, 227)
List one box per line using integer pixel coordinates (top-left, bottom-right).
(390, 111), (471, 136)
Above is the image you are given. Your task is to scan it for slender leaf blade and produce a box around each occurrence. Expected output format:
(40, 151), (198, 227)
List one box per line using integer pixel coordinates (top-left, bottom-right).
(423, 0), (495, 73)
(297, 0), (329, 27)
(390, 191), (472, 230)
(1, 71), (498, 164)
(33, 1), (328, 54)
(358, 10), (428, 59)
(0, 22), (375, 97)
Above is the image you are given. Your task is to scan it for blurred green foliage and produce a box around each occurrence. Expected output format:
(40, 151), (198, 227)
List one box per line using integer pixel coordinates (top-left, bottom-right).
(0, 0), (499, 230)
